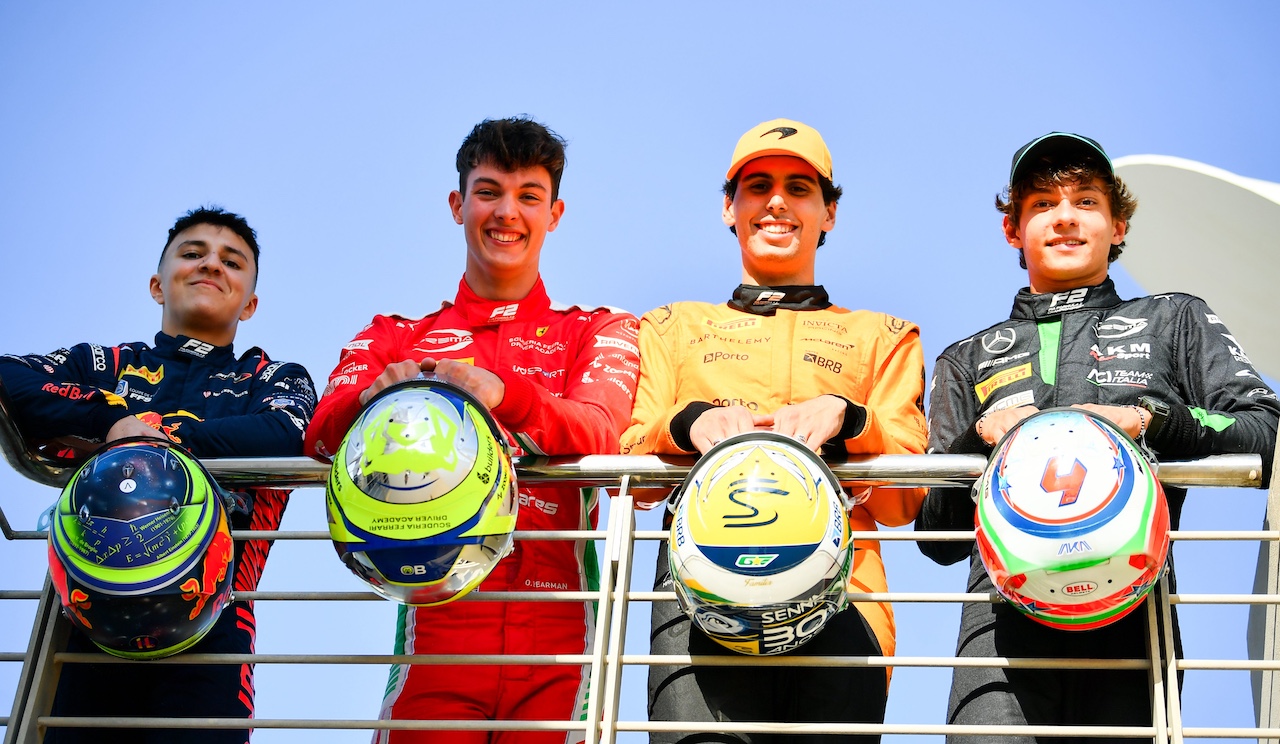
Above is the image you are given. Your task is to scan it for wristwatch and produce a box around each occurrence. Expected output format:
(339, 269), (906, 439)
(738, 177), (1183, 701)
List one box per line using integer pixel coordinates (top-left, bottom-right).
(1137, 396), (1170, 439)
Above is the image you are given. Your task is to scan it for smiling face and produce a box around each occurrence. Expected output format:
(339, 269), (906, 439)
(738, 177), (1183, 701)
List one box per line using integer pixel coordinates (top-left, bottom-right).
(449, 161), (564, 301)
(150, 223), (259, 346)
(1005, 177), (1127, 294)
(723, 155), (836, 286)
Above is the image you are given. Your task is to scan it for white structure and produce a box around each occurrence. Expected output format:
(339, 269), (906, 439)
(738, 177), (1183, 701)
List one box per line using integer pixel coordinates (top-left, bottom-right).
(1115, 154), (1280, 735)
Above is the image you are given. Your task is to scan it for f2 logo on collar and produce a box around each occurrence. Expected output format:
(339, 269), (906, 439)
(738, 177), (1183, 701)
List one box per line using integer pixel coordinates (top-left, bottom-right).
(753, 291), (785, 305)
(180, 339), (215, 357)
(1048, 288), (1088, 311)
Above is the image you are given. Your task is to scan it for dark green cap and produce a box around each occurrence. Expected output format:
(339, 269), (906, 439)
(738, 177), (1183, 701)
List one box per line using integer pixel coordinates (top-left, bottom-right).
(1010, 132), (1113, 188)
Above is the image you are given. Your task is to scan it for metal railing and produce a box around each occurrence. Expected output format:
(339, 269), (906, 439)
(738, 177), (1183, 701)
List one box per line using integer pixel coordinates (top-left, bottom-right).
(2, 397), (1277, 742)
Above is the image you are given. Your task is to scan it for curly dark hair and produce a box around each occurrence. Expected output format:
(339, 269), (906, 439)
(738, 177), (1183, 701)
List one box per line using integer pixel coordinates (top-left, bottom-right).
(996, 162), (1138, 268)
(162, 206), (260, 272)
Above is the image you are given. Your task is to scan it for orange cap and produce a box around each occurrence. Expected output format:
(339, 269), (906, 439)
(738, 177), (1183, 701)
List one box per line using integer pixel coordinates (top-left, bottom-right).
(726, 118), (833, 181)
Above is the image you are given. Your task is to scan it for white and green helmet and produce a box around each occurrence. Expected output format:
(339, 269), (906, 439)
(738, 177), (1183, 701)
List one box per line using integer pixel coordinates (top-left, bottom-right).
(325, 378), (518, 606)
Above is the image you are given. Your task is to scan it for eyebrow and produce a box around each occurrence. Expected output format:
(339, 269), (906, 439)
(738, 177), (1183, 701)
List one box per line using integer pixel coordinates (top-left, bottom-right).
(176, 239), (250, 263)
(741, 172), (818, 185)
(471, 177), (548, 192)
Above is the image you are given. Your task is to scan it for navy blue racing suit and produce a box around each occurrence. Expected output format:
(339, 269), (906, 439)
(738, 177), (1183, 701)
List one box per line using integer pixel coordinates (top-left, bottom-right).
(0, 332), (315, 744)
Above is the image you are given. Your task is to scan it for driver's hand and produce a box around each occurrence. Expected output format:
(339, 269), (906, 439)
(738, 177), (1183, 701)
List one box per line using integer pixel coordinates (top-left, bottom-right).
(358, 360), (426, 405)
(976, 405), (1040, 445)
(423, 358), (505, 410)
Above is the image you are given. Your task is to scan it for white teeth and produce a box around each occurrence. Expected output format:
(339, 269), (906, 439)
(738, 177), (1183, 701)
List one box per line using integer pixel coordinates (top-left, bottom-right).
(488, 231), (522, 242)
(760, 224), (794, 234)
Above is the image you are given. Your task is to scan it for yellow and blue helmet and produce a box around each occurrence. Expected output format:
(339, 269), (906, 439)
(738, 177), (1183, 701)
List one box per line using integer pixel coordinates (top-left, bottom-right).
(668, 432), (852, 655)
(325, 377), (518, 606)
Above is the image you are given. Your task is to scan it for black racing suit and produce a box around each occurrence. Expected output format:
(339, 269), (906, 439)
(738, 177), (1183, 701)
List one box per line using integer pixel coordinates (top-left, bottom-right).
(915, 279), (1279, 741)
(0, 332), (316, 744)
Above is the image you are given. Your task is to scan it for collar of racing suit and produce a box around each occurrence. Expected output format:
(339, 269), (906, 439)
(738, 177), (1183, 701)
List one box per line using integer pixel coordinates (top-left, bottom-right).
(1008, 277), (1125, 321)
(151, 332), (236, 365)
(453, 276), (552, 326)
(728, 284), (833, 315)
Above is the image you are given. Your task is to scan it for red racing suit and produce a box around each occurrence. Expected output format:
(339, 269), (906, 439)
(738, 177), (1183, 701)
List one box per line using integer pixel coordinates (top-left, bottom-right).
(305, 277), (639, 744)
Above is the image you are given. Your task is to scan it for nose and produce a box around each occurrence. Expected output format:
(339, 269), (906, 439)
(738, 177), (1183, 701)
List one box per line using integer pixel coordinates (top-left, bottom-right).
(766, 190), (788, 213)
(493, 192), (519, 222)
(1050, 198), (1078, 226)
(199, 252), (223, 273)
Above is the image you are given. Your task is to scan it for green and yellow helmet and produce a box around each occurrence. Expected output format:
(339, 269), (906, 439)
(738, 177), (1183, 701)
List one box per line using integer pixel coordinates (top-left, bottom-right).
(326, 377), (518, 606)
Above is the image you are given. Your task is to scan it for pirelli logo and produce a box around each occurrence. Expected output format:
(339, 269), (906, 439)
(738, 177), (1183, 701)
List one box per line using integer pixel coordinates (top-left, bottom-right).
(975, 362), (1032, 403)
(703, 317), (760, 331)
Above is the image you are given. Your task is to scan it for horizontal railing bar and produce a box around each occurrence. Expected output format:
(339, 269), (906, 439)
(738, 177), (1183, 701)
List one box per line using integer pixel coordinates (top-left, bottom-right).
(636, 721), (1159, 736)
(8, 587), (1276, 605)
(7, 527), (1279, 543)
(57, 653), (594, 665)
(0, 653), (25, 662)
(26, 652), (1280, 672)
(34, 717), (1280, 738)
(49, 651), (1148, 670)
(201, 452), (1264, 489)
(3, 444), (1258, 491)
(39, 716), (583, 731)
(621, 654), (1149, 670)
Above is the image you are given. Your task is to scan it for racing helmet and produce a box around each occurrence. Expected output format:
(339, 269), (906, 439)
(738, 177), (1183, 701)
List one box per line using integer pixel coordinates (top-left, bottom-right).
(974, 408), (1170, 630)
(47, 439), (235, 659)
(668, 432), (853, 655)
(325, 377), (518, 606)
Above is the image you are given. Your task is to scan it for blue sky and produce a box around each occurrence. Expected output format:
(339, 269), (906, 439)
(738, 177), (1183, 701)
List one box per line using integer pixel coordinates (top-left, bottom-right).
(2, 2), (1278, 740)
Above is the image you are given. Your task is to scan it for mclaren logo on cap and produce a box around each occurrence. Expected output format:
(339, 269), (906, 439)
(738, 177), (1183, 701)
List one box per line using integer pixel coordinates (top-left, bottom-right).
(763, 127), (798, 139)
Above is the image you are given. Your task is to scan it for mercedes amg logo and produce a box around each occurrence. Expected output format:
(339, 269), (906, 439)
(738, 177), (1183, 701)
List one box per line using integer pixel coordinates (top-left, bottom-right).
(762, 127), (798, 139)
(981, 328), (1017, 354)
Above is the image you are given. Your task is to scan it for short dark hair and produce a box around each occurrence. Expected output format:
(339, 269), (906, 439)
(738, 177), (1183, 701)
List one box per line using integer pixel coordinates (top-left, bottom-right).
(456, 116), (568, 202)
(996, 161), (1138, 268)
(721, 173), (843, 248)
(162, 206), (260, 272)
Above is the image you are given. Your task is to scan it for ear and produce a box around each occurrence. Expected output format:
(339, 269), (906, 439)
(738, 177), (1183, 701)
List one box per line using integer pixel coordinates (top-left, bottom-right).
(822, 200), (837, 232)
(1111, 216), (1127, 246)
(721, 195), (736, 228)
(238, 293), (259, 322)
(547, 199), (565, 233)
(1003, 215), (1023, 249)
(448, 190), (464, 225)
(149, 274), (164, 305)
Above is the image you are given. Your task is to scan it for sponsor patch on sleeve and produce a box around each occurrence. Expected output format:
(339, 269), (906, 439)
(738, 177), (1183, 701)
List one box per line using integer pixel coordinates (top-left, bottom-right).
(974, 362), (1032, 403)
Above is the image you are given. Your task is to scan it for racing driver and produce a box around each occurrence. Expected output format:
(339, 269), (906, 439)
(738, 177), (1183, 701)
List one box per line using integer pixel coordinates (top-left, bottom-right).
(0, 206), (316, 743)
(915, 132), (1280, 737)
(305, 116), (639, 744)
(620, 118), (928, 743)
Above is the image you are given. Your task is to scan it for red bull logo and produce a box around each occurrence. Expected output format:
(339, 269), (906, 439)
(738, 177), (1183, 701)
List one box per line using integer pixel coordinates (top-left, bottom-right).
(180, 516), (233, 620)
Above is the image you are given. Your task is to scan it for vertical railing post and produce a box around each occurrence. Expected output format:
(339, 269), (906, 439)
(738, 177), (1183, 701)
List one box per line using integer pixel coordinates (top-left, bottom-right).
(583, 482), (624, 744)
(1250, 430), (1280, 744)
(1157, 575), (1183, 744)
(598, 479), (637, 744)
(5, 578), (69, 744)
(1145, 585), (1170, 744)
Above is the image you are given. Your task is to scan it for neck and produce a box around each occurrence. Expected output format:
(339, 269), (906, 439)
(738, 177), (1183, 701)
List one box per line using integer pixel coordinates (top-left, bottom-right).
(161, 319), (234, 348)
(741, 269), (815, 286)
(464, 266), (538, 302)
